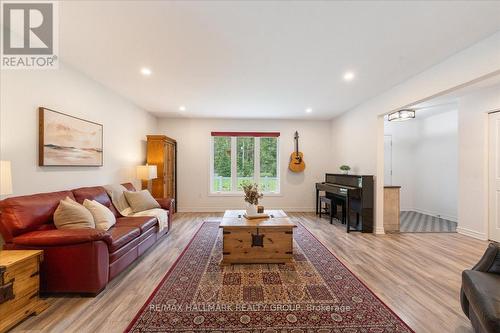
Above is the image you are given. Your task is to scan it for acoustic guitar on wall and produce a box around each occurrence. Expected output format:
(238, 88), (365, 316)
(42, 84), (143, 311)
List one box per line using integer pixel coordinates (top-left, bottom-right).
(289, 131), (306, 172)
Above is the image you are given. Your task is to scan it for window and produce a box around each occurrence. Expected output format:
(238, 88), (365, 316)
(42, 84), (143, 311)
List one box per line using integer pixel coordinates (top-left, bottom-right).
(236, 137), (255, 190)
(213, 136), (232, 192)
(260, 137), (278, 192)
(211, 132), (280, 194)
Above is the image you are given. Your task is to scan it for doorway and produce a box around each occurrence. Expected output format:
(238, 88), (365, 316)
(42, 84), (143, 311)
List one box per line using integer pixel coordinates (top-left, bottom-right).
(378, 73), (500, 239)
(383, 103), (458, 233)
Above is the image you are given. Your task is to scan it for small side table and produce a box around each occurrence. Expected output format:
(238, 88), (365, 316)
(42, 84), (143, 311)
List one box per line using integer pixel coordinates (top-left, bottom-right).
(0, 250), (48, 333)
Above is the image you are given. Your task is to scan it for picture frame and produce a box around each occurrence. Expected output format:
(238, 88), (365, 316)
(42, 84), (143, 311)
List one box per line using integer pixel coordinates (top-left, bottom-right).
(38, 107), (103, 166)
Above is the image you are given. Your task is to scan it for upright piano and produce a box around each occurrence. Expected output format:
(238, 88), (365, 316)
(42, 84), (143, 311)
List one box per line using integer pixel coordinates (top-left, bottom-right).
(315, 174), (374, 233)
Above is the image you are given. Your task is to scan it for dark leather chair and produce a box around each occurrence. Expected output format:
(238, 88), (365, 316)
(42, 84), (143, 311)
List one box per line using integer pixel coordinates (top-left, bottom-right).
(461, 242), (500, 333)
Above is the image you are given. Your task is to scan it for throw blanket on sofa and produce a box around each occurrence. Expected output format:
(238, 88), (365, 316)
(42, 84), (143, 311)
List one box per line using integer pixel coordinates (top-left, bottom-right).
(104, 185), (168, 233)
(130, 208), (168, 233)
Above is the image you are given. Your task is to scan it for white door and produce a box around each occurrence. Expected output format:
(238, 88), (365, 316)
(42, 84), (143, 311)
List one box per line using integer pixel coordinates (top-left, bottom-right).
(488, 112), (500, 242)
(384, 135), (392, 186)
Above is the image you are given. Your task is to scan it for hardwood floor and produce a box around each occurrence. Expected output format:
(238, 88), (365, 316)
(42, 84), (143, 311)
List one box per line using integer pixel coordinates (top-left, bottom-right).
(11, 212), (487, 333)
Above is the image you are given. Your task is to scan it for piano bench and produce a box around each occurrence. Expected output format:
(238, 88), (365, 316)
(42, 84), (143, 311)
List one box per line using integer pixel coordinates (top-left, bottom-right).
(332, 196), (347, 224)
(319, 196), (334, 224)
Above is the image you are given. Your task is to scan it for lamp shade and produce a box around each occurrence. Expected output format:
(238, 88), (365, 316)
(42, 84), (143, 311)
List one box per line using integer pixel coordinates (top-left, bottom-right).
(0, 160), (13, 195)
(136, 165), (157, 180)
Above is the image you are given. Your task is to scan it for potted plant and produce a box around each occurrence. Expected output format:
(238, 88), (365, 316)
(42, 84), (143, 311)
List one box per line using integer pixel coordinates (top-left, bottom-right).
(242, 182), (263, 216)
(340, 165), (351, 175)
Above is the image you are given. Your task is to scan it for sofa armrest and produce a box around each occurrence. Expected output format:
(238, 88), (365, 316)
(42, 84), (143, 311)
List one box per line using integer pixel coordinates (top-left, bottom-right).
(460, 285), (470, 319)
(155, 198), (175, 232)
(472, 243), (500, 273)
(155, 197), (174, 211)
(13, 229), (111, 247)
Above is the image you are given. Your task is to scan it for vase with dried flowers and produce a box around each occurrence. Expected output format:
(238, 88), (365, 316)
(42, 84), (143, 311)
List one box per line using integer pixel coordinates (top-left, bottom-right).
(242, 182), (263, 216)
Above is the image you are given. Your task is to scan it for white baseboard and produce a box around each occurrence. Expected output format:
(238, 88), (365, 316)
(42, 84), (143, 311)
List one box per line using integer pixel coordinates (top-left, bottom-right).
(401, 207), (458, 223)
(375, 226), (385, 235)
(456, 227), (488, 240)
(178, 206), (316, 213)
(179, 207), (390, 235)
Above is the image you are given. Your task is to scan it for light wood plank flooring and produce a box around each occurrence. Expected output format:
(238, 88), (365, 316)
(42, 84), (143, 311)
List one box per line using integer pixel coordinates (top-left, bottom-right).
(11, 212), (487, 333)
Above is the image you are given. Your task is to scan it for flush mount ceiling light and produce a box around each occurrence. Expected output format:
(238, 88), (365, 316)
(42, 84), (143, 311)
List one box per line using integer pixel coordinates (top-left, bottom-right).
(305, 108), (313, 113)
(388, 109), (416, 122)
(140, 67), (152, 76)
(343, 71), (355, 81)
(179, 105), (186, 111)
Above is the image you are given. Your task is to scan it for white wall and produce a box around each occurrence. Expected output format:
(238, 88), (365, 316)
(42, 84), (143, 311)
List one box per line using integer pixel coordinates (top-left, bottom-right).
(0, 63), (157, 196)
(330, 31), (500, 236)
(157, 118), (332, 212)
(415, 111), (458, 220)
(385, 110), (458, 221)
(457, 83), (500, 240)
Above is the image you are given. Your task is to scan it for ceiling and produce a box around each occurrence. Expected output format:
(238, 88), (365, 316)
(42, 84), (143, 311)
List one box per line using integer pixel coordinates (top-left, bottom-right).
(58, 1), (500, 119)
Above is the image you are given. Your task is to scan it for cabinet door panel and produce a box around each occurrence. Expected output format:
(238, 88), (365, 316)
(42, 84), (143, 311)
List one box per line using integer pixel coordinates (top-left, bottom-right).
(146, 136), (176, 211)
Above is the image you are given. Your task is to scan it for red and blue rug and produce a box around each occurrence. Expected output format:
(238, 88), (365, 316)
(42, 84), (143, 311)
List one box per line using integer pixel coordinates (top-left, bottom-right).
(126, 221), (413, 332)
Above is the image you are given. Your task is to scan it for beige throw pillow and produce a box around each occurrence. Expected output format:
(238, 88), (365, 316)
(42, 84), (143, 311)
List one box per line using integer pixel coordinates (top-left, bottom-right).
(54, 197), (95, 230)
(83, 199), (116, 231)
(124, 190), (160, 213)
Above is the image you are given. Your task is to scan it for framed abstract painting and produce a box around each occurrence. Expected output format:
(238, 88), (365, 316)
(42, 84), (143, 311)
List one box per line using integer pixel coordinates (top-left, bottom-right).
(38, 107), (103, 166)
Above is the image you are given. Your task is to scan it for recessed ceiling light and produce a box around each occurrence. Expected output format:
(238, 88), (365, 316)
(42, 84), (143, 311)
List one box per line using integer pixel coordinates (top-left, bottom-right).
(179, 105), (186, 111)
(343, 71), (355, 81)
(140, 67), (152, 76)
(305, 108), (313, 113)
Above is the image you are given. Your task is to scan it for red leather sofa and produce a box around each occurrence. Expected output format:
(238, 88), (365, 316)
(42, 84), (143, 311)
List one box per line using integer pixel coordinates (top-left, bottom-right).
(0, 183), (174, 295)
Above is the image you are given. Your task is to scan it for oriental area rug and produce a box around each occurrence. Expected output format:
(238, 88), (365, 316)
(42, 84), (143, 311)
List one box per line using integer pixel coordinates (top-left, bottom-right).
(126, 221), (413, 333)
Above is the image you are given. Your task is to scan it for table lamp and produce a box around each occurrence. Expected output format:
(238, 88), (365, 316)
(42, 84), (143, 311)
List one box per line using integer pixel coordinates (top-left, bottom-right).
(136, 164), (157, 192)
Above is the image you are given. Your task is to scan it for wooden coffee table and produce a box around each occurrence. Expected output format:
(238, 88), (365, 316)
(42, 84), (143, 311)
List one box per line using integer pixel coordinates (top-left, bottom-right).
(220, 210), (296, 265)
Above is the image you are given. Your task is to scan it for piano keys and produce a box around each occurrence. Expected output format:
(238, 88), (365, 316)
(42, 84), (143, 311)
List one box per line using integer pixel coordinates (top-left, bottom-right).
(315, 174), (374, 233)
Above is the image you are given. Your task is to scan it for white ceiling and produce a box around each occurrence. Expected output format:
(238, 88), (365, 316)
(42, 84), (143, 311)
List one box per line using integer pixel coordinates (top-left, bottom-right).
(58, 1), (500, 119)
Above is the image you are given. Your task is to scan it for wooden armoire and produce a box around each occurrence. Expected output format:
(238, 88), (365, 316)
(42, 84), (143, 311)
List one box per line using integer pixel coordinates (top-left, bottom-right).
(146, 135), (177, 212)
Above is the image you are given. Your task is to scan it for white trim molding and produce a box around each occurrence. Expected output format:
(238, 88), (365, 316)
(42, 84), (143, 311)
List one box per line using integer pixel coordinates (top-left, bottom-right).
(400, 207), (458, 223)
(375, 225), (386, 235)
(456, 226), (488, 241)
(178, 206), (316, 213)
